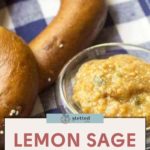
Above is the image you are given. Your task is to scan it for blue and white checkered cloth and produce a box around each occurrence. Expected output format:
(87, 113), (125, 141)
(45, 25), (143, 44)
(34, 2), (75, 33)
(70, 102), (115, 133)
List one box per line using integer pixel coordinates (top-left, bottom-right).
(0, 0), (150, 113)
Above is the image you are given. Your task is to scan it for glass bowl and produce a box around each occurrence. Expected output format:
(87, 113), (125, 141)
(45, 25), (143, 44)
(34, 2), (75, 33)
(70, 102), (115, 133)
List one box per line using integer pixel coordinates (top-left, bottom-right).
(55, 43), (150, 143)
(56, 43), (150, 112)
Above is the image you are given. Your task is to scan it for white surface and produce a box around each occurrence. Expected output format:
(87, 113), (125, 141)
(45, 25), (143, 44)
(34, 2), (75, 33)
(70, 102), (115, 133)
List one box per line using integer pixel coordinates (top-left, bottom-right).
(117, 18), (150, 44)
(107, 0), (131, 5)
(38, 0), (60, 18)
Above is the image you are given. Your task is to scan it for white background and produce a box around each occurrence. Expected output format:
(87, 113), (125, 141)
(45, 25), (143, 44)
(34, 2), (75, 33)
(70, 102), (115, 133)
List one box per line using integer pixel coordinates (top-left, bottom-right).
(5, 118), (145, 150)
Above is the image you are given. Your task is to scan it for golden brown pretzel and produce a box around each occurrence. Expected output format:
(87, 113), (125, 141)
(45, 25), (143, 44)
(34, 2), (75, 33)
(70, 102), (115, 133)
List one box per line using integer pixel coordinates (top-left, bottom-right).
(0, 27), (39, 146)
(29, 0), (107, 91)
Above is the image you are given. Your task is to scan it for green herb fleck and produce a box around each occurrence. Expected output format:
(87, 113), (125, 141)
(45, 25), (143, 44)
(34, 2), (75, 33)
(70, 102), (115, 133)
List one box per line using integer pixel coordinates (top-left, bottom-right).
(94, 75), (104, 86)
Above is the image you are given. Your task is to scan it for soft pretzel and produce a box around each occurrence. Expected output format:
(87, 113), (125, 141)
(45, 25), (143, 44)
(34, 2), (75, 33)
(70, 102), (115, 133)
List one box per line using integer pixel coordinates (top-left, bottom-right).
(29, 0), (107, 91)
(0, 27), (39, 145)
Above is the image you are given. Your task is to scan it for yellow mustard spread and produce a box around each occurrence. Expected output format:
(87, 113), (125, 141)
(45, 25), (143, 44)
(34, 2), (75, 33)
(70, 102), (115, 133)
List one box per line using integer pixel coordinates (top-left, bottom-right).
(73, 55), (150, 127)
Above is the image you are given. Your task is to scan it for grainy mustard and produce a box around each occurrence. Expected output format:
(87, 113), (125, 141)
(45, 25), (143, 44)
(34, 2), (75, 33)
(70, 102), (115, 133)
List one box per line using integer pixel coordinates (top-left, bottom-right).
(73, 55), (150, 127)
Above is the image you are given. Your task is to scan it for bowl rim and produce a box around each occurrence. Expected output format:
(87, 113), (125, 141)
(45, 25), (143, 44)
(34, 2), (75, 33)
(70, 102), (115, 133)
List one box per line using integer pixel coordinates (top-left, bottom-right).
(56, 42), (150, 131)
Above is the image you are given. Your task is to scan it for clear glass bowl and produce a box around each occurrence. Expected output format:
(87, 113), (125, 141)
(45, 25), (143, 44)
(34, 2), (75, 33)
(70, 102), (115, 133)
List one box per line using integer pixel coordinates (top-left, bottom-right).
(55, 43), (150, 144)
(56, 43), (150, 112)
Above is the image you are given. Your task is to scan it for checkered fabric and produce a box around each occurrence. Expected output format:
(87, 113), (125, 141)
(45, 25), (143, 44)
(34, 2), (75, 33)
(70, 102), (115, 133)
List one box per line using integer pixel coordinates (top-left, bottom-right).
(0, 0), (150, 147)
